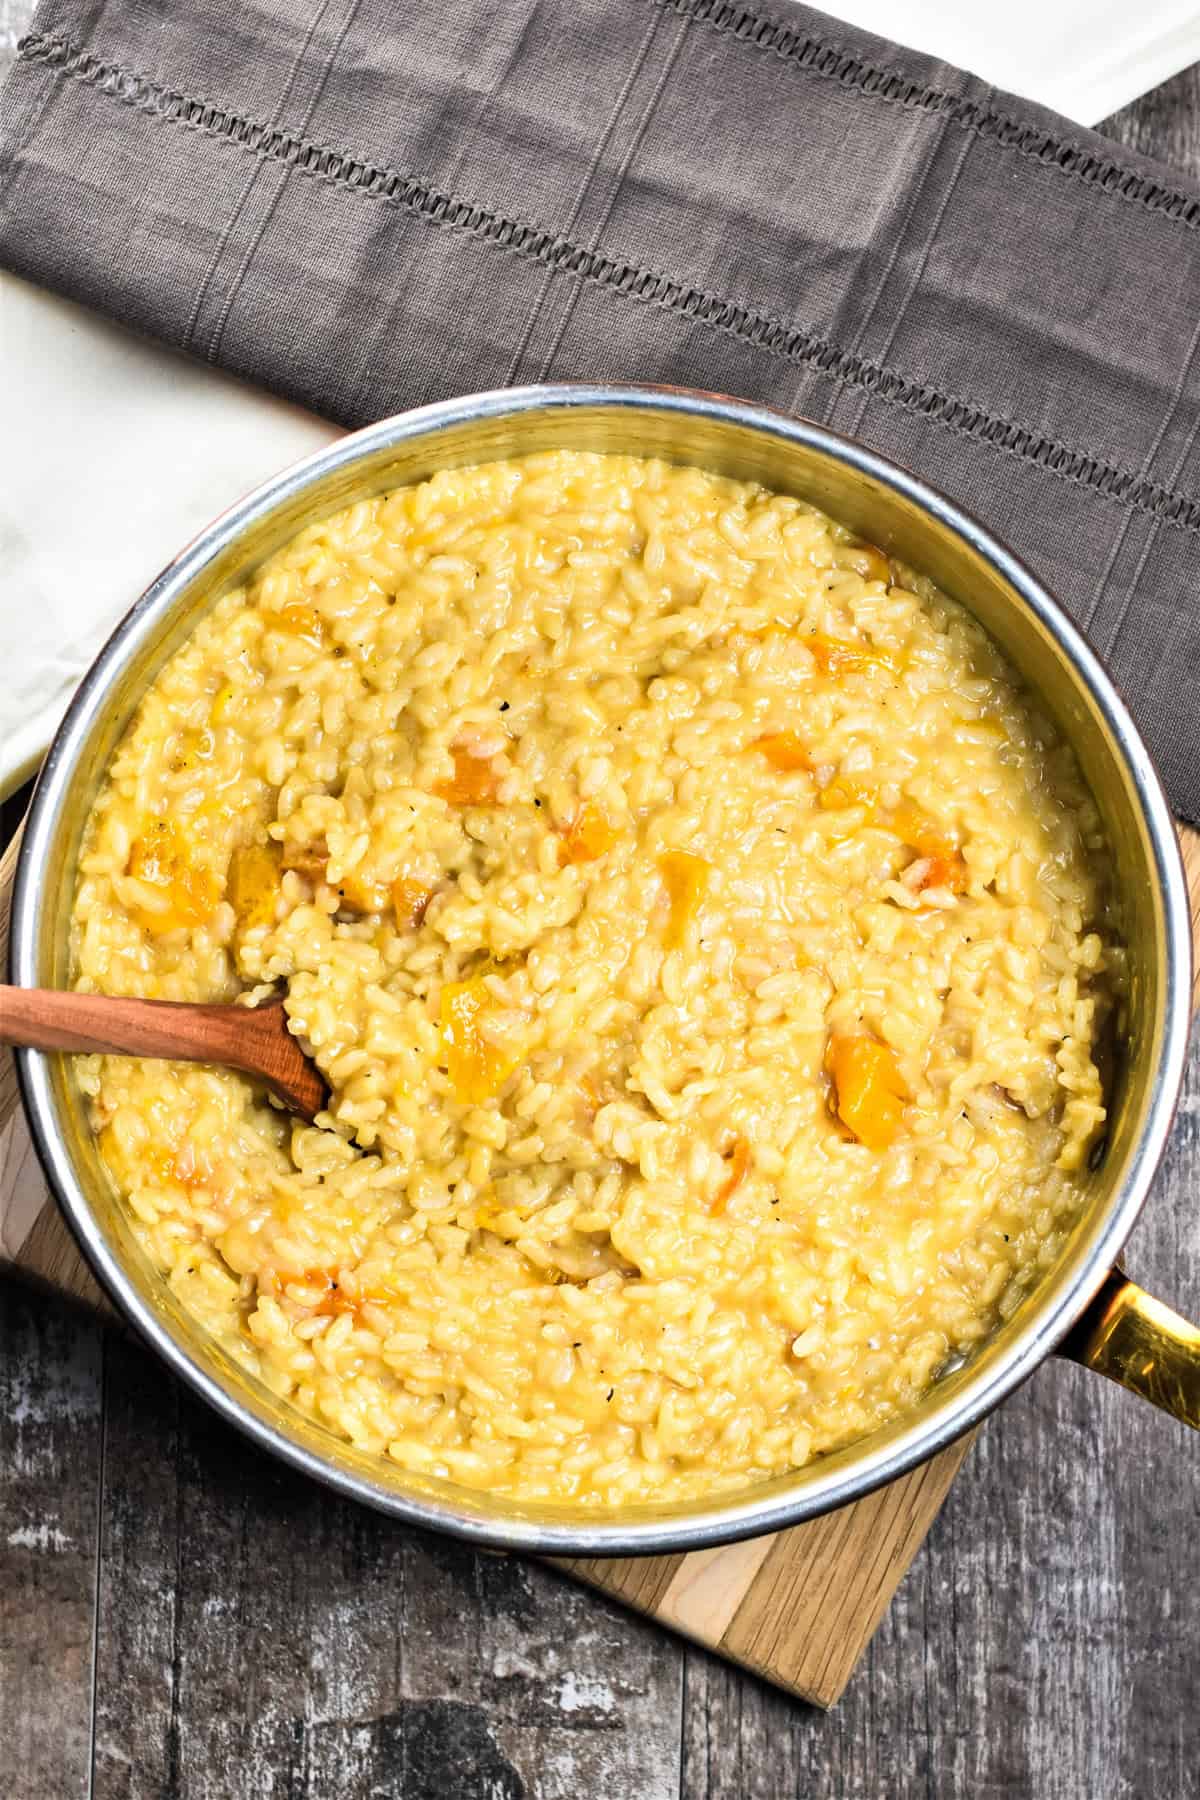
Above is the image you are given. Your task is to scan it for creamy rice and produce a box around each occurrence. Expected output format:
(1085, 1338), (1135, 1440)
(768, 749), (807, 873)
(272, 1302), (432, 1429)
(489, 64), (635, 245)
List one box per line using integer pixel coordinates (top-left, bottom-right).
(72, 451), (1116, 1506)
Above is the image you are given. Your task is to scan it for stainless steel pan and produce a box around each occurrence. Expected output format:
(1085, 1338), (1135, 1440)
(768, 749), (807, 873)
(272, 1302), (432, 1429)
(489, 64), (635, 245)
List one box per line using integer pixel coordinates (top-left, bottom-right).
(11, 384), (1197, 1554)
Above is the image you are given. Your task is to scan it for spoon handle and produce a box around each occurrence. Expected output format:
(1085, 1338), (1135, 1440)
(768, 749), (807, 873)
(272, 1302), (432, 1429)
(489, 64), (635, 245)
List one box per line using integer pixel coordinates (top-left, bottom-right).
(0, 985), (281, 1076)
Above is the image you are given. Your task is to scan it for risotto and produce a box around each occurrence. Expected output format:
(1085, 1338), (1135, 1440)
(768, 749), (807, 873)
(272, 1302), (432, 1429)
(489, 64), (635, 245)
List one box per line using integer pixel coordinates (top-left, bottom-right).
(72, 451), (1116, 1506)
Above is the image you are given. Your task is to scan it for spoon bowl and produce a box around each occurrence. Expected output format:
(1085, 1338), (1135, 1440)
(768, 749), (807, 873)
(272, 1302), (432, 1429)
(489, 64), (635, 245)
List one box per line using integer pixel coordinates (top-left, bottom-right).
(0, 986), (326, 1121)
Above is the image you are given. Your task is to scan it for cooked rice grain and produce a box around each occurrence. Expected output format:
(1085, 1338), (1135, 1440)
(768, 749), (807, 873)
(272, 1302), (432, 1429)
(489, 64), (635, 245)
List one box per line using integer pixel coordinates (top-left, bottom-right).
(73, 451), (1117, 1506)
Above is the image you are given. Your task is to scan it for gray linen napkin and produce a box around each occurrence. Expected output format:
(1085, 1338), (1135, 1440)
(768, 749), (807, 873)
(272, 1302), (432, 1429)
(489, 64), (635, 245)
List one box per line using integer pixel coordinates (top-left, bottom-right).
(2, 0), (1199, 818)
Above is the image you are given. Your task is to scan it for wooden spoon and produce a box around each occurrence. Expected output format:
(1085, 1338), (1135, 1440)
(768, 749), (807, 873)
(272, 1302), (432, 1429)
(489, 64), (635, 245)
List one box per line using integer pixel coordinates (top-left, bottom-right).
(0, 987), (327, 1122)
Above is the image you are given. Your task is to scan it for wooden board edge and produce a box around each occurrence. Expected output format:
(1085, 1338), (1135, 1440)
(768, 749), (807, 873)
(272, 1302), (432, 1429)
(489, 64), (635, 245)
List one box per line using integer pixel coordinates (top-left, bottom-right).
(552, 1432), (973, 1709)
(3, 819), (1196, 1707)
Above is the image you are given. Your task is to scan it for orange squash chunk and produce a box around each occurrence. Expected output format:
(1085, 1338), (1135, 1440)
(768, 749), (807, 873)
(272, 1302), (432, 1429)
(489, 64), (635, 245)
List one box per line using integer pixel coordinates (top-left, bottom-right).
(333, 868), (387, 914)
(391, 874), (434, 928)
(912, 853), (967, 895)
(807, 634), (894, 679)
(752, 731), (812, 772)
(272, 601), (327, 647)
(890, 800), (953, 859)
(711, 1136), (752, 1213)
(440, 976), (521, 1104)
(559, 802), (620, 865)
(435, 746), (502, 806)
(659, 850), (711, 949)
(227, 842), (281, 933)
(98, 1126), (181, 1189)
(127, 823), (218, 935)
(281, 836), (329, 884)
(828, 1035), (907, 1151)
(890, 801), (967, 891)
(275, 1268), (396, 1320)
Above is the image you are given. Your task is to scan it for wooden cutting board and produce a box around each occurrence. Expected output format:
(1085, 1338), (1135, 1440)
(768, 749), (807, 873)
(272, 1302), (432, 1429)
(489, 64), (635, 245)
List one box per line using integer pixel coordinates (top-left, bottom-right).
(4, 821), (1197, 1707)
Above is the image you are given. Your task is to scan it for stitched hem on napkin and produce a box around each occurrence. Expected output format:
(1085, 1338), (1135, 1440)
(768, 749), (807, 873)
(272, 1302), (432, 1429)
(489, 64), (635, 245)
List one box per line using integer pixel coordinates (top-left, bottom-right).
(2, 0), (1199, 818)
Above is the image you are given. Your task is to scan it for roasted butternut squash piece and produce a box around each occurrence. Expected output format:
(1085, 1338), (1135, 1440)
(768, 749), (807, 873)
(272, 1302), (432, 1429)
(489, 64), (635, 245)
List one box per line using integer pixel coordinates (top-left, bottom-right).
(333, 868), (386, 914)
(273, 1268), (396, 1320)
(890, 800), (953, 859)
(227, 842), (282, 934)
(98, 1126), (180, 1190)
(659, 850), (711, 949)
(440, 976), (521, 1104)
(127, 822), (218, 935)
(271, 601), (327, 648)
(281, 837), (329, 884)
(559, 802), (620, 865)
(391, 874), (434, 928)
(828, 1035), (907, 1151)
(711, 1136), (752, 1212)
(435, 746), (502, 806)
(890, 801), (967, 892)
(806, 635), (894, 679)
(910, 853), (967, 895)
(751, 731), (812, 772)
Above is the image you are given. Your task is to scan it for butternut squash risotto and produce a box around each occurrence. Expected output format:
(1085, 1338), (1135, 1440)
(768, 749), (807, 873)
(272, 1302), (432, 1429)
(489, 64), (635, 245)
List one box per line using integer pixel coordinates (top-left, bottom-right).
(72, 451), (1117, 1505)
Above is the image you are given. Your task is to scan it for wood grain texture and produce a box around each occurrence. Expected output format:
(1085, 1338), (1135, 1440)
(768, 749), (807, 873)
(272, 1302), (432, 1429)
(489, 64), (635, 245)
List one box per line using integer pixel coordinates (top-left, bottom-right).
(89, 1327), (684, 1800)
(0, 809), (975, 1711)
(3, 788), (1197, 1782)
(0, 987), (327, 1121)
(559, 1428), (973, 1709)
(0, 823), (100, 1305)
(5, 746), (1200, 1776)
(2, 37), (1200, 1796)
(0, 839), (113, 1310)
(0, 1284), (103, 1798)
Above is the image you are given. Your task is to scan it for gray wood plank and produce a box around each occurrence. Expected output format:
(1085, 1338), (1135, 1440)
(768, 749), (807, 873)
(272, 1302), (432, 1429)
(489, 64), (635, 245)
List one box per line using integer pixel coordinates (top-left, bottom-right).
(0, 1282), (104, 1800)
(90, 1332), (180, 1800)
(5, 31), (1200, 1800)
(392, 1537), (681, 1799)
(3, 13), (93, 1795)
(91, 1330), (683, 1800)
(680, 1038), (1200, 1800)
(673, 67), (1200, 1800)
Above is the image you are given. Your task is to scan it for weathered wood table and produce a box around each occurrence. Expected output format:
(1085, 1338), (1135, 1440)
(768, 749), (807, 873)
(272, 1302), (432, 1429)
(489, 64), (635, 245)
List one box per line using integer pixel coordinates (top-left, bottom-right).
(2, 19), (1198, 1796)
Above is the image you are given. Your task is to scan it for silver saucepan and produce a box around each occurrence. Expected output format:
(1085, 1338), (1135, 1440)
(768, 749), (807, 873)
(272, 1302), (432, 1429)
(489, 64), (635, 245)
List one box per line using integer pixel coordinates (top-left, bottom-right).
(10, 384), (1199, 1554)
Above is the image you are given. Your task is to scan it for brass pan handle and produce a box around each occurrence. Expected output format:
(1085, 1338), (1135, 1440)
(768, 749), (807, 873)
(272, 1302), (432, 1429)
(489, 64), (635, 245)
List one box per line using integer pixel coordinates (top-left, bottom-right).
(1060, 1268), (1200, 1429)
